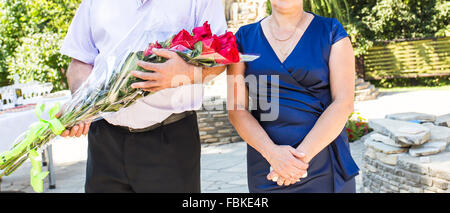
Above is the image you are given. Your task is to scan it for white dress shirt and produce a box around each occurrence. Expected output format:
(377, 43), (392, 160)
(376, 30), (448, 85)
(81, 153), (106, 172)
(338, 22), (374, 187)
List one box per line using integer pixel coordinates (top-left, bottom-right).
(60, 0), (227, 128)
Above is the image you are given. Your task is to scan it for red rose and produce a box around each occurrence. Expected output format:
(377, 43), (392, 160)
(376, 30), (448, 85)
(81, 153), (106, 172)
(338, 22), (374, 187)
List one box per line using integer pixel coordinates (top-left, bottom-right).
(201, 36), (221, 55)
(170, 29), (196, 49)
(193, 21), (212, 42)
(144, 42), (162, 56)
(215, 31), (240, 63)
(348, 134), (354, 139)
(346, 128), (353, 133)
(217, 31), (237, 47)
(217, 45), (240, 63)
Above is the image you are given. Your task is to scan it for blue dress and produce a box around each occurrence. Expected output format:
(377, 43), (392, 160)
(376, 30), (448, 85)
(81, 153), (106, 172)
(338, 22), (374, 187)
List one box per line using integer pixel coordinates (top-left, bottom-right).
(235, 13), (360, 193)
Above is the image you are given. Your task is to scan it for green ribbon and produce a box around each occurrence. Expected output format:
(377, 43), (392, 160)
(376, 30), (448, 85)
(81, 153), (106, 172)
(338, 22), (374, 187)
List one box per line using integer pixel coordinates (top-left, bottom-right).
(0, 103), (65, 192)
(29, 149), (49, 193)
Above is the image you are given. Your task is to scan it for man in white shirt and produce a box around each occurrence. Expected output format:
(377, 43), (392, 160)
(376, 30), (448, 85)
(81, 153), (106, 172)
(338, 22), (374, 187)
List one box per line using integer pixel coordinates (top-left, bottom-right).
(60, 0), (227, 192)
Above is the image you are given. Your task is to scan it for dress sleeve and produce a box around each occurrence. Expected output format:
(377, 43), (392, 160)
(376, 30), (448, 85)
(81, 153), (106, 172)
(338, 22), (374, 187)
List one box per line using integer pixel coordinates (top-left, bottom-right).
(235, 27), (244, 53)
(60, 0), (98, 65)
(331, 18), (349, 45)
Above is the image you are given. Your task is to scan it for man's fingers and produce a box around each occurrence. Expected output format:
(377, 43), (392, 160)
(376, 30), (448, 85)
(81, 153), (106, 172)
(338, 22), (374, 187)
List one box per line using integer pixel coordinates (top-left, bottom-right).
(83, 122), (91, 135)
(131, 80), (160, 89)
(152, 48), (178, 59)
(75, 123), (84, 137)
(69, 125), (79, 137)
(61, 130), (70, 137)
(143, 87), (161, 93)
(131, 71), (160, 81)
(136, 61), (162, 72)
(55, 111), (62, 119)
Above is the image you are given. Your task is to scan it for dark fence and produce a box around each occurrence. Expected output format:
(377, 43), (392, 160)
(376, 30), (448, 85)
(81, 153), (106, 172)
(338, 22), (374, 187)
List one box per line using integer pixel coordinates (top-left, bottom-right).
(0, 72), (10, 87)
(358, 37), (450, 80)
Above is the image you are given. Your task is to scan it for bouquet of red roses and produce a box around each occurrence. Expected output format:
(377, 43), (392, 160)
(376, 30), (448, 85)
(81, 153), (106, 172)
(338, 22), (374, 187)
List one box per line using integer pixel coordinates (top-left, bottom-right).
(0, 21), (258, 192)
(139, 21), (255, 66)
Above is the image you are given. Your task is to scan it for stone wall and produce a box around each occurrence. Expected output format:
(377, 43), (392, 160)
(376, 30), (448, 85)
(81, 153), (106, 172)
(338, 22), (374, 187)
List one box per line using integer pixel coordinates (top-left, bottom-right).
(362, 112), (450, 193)
(196, 97), (242, 144)
(363, 150), (450, 193)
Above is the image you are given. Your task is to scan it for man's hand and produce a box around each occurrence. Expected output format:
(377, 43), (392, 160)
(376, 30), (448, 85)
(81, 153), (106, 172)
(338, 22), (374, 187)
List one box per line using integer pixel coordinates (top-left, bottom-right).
(130, 48), (196, 93)
(56, 109), (91, 138)
(264, 145), (309, 186)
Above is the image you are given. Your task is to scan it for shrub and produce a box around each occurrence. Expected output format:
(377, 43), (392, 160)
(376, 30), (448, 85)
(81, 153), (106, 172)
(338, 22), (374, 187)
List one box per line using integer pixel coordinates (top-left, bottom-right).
(6, 33), (70, 91)
(345, 112), (372, 142)
(0, 0), (81, 91)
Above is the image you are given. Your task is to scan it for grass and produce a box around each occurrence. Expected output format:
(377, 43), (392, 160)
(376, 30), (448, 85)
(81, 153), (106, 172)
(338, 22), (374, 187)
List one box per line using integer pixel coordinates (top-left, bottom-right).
(378, 85), (450, 92)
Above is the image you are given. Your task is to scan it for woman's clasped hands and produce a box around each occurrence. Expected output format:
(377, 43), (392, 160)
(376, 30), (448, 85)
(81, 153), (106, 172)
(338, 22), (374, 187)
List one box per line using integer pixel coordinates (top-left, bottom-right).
(265, 145), (309, 186)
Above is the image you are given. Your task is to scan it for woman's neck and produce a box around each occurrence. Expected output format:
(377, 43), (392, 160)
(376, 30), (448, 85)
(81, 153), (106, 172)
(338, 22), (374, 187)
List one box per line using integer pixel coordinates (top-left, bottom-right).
(271, 9), (305, 30)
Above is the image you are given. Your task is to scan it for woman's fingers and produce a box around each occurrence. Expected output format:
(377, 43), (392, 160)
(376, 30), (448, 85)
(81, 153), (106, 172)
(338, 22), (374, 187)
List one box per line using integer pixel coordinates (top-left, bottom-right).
(289, 148), (309, 170)
(284, 179), (292, 186)
(277, 177), (285, 186)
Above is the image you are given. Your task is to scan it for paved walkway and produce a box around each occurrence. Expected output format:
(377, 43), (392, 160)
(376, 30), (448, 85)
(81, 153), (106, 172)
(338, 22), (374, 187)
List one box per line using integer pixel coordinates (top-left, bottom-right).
(1, 89), (448, 193)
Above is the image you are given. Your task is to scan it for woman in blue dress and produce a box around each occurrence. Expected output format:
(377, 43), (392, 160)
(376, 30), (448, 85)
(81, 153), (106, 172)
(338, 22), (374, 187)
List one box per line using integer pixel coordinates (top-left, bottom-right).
(227, 0), (360, 193)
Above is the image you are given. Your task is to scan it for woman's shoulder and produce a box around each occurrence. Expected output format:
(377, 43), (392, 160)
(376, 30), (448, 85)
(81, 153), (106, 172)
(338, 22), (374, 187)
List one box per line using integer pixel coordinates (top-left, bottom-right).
(235, 21), (260, 38)
(309, 12), (348, 43)
(309, 12), (342, 30)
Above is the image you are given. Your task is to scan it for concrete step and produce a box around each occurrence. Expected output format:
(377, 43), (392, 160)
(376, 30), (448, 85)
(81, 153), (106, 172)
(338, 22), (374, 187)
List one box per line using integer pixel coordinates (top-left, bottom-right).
(355, 81), (371, 90)
(355, 88), (379, 101)
(355, 84), (375, 95)
(355, 78), (365, 85)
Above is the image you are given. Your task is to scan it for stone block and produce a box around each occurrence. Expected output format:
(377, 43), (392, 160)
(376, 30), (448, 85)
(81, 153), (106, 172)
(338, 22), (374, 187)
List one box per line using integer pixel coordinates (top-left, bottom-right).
(364, 139), (409, 154)
(403, 170), (421, 183)
(419, 176), (433, 187)
(218, 129), (234, 134)
(370, 133), (410, 147)
(375, 152), (399, 166)
(364, 147), (377, 159)
(432, 178), (448, 190)
(409, 141), (447, 157)
(429, 167), (450, 181)
(219, 137), (232, 143)
(435, 113), (450, 127)
(204, 138), (219, 143)
(369, 119), (431, 145)
(408, 187), (424, 193)
(231, 136), (242, 142)
(385, 112), (436, 123)
(421, 123), (450, 144)
(200, 135), (213, 140)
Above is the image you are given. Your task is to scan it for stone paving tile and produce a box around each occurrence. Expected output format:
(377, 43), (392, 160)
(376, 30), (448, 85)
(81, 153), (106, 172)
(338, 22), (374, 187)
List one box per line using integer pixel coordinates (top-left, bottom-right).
(0, 140), (364, 193)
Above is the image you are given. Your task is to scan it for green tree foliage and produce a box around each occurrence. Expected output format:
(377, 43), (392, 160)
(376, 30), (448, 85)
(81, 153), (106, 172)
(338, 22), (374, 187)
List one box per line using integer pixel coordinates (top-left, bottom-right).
(346, 0), (449, 56)
(0, 0), (81, 90)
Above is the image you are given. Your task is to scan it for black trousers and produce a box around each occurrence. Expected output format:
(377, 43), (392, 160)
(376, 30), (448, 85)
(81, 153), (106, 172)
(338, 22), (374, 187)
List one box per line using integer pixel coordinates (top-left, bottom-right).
(85, 112), (201, 193)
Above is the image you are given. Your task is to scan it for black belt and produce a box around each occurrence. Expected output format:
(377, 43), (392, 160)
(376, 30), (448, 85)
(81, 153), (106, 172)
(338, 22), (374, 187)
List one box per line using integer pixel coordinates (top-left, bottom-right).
(118, 111), (194, 133)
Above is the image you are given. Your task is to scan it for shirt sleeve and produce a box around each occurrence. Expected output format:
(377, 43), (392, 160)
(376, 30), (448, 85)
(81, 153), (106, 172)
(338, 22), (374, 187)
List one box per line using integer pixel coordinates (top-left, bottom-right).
(60, 0), (98, 65)
(331, 18), (349, 45)
(195, 0), (228, 35)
